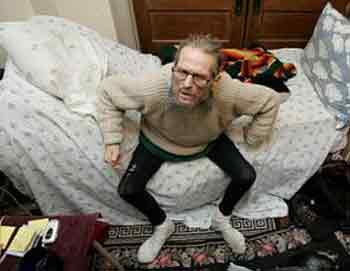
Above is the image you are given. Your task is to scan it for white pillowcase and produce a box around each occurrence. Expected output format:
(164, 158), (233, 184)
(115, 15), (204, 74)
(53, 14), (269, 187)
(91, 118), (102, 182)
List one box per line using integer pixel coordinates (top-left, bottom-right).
(0, 19), (107, 118)
(0, 22), (65, 98)
(301, 3), (350, 128)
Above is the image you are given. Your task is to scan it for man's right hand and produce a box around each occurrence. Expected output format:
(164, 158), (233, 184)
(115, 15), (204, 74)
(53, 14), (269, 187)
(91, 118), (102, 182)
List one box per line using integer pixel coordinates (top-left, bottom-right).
(104, 144), (121, 168)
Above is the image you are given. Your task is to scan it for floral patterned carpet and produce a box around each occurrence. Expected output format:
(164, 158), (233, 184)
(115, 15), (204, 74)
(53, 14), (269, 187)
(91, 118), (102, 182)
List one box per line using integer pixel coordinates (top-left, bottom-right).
(91, 214), (350, 270)
(91, 216), (347, 270)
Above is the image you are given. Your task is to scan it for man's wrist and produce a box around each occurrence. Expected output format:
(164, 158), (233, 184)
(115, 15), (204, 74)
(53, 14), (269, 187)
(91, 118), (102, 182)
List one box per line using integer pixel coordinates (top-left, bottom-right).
(104, 139), (121, 145)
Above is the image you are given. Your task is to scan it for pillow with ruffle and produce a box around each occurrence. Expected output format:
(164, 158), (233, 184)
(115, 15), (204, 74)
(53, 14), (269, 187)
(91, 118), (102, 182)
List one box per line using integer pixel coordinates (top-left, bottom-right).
(0, 22), (65, 98)
(301, 2), (350, 128)
(0, 19), (107, 118)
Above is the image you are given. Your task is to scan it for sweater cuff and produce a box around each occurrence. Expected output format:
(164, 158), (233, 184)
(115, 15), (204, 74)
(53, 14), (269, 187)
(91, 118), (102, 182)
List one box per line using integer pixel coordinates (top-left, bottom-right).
(103, 133), (123, 145)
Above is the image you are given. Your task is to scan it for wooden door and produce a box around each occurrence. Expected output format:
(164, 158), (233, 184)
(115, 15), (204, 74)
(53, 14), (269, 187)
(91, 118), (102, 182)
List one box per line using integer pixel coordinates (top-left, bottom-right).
(244, 0), (350, 49)
(132, 0), (248, 54)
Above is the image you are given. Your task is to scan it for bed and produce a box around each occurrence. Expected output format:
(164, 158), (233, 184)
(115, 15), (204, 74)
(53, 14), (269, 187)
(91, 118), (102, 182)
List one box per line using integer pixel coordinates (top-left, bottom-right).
(0, 3), (349, 227)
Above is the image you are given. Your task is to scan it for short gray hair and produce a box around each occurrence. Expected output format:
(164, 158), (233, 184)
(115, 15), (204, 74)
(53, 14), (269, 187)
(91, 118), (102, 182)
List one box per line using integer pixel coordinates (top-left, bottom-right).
(174, 34), (222, 76)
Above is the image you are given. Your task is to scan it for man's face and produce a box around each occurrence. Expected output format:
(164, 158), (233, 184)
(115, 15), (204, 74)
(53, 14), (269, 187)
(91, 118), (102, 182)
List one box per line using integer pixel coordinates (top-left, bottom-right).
(171, 46), (216, 108)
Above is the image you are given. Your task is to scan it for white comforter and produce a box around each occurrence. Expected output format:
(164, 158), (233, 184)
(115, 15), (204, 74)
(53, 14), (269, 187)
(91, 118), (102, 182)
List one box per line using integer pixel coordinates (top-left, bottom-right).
(0, 16), (343, 227)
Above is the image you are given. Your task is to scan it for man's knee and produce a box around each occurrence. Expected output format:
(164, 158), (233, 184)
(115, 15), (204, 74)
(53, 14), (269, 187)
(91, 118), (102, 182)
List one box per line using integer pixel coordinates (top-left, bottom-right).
(240, 164), (256, 188)
(118, 178), (144, 201)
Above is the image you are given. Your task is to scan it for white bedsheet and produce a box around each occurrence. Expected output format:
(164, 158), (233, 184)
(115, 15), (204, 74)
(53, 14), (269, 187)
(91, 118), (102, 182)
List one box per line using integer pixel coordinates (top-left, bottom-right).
(0, 16), (344, 227)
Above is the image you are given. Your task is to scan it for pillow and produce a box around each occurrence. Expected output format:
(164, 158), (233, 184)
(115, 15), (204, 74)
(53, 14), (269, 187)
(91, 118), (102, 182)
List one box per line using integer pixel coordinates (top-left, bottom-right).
(0, 22), (65, 98)
(301, 2), (350, 127)
(0, 19), (108, 118)
(29, 16), (161, 77)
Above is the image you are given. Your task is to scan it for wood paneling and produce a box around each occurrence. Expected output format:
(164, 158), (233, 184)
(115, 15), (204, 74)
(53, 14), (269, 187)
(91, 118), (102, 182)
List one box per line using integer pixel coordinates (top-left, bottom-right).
(245, 0), (350, 49)
(263, 0), (348, 12)
(133, 0), (350, 53)
(145, 0), (233, 10)
(133, 0), (247, 54)
(150, 12), (232, 40)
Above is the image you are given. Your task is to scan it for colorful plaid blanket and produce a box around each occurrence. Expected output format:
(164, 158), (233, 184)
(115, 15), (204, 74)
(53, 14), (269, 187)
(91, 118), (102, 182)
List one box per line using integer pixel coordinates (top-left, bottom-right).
(221, 47), (297, 83)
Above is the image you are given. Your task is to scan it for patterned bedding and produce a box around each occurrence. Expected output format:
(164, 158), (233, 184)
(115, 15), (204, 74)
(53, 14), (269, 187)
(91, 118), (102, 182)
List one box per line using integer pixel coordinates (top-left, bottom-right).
(0, 16), (345, 227)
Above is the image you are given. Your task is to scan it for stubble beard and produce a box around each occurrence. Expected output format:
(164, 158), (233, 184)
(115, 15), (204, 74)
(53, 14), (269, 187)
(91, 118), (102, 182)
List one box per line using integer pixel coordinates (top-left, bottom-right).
(167, 81), (213, 113)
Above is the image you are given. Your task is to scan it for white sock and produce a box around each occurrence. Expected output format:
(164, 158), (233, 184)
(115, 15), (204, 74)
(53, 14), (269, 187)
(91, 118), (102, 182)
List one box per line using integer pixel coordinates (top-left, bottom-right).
(137, 218), (175, 263)
(211, 208), (246, 254)
(227, 262), (253, 271)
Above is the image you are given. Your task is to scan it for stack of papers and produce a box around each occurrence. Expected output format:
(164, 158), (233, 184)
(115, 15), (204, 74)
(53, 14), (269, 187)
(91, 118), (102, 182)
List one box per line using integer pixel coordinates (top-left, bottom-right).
(0, 226), (16, 251)
(2, 218), (50, 257)
(6, 225), (37, 257)
(27, 218), (49, 235)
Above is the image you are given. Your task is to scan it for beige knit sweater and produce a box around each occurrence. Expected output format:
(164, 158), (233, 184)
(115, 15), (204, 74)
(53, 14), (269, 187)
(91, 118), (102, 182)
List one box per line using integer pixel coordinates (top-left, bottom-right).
(97, 64), (280, 155)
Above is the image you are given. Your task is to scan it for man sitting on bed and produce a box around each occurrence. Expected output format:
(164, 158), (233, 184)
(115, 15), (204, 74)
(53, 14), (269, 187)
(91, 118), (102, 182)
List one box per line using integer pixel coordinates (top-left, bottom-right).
(97, 34), (280, 263)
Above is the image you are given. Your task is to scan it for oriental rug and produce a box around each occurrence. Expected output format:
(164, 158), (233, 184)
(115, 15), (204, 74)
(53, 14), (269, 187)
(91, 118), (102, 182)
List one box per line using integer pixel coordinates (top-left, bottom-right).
(91, 216), (312, 270)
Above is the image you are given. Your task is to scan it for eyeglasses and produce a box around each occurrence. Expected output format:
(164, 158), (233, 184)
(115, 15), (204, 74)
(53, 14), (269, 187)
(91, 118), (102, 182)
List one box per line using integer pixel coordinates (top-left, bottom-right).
(172, 66), (212, 87)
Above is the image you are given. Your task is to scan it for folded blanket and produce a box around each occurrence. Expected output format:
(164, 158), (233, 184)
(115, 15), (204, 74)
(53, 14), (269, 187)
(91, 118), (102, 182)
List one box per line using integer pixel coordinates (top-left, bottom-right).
(221, 47), (297, 101)
(221, 47), (296, 81)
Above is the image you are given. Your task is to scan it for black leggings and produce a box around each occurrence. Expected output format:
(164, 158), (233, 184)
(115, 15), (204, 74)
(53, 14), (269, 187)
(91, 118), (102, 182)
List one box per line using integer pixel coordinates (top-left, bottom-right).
(118, 133), (256, 226)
